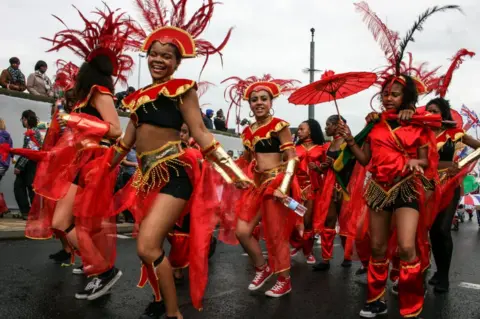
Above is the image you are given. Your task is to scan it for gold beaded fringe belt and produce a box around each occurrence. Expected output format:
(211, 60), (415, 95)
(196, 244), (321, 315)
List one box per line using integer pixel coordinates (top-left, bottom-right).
(133, 141), (191, 193)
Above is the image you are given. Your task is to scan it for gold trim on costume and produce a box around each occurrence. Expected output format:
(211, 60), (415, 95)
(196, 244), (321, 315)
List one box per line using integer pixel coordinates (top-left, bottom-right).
(364, 175), (433, 211)
(279, 158), (299, 194)
(124, 80), (196, 112)
(253, 165), (285, 188)
(242, 121), (290, 151)
(132, 141), (191, 193)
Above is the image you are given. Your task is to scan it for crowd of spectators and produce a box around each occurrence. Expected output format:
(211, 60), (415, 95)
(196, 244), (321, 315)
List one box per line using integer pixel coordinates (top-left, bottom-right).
(0, 56), (248, 135)
(1, 57), (54, 98)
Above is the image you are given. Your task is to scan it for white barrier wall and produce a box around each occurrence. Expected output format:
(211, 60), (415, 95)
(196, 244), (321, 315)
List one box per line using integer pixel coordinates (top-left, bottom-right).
(0, 94), (242, 209)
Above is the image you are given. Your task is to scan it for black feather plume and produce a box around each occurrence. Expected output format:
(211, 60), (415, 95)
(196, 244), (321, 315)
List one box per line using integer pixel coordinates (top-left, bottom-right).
(396, 5), (462, 75)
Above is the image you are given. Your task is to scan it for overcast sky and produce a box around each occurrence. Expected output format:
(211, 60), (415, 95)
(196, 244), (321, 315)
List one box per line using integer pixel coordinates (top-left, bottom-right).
(1, 0), (479, 134)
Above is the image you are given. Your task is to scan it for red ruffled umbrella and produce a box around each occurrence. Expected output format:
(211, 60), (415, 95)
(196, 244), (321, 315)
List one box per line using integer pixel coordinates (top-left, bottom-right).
(288, 70), (377, 117)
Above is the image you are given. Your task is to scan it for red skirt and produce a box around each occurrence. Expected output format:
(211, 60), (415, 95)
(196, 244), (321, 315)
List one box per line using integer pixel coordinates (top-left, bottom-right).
(112, 145), (219, 310)
(237, 166), (301, 272)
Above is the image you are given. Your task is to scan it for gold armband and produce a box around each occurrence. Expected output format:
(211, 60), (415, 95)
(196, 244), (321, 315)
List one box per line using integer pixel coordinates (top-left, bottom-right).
(202, 140), (252, 184)
(280, 142), (295, 152)
(111, 139), (132, 168)
(278, 157), (299, 194)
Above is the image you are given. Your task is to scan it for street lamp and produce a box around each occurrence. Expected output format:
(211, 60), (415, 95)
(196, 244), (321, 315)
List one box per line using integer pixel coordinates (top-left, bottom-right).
(137, 53), (146, 89)
(308, 28), (316, 119)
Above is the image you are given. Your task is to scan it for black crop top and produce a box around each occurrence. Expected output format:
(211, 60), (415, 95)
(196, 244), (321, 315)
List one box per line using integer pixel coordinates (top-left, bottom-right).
(387, 119), (400, 130)
(253, 136), (282, 153)
(327, 149), (340, 160)
(134, 95), (183, 131)
(439, 139), (455, 162)
(74, 103), (102, 119)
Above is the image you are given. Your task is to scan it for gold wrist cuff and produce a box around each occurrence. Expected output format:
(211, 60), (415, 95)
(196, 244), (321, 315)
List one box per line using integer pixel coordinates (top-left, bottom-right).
(205, 142), (252, 184)
(111, 139), (132, 168)
(279, 158), (299, 194)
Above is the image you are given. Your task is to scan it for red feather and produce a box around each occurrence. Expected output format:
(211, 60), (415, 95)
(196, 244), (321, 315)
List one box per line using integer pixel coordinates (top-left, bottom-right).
(43, 3), (138, 86)
(436, 48), (475, 98)
(131, 0), (233, 76)
(54, 60), (80, 91)
(197, 81), (215, 99)
(354, 1), (399, 61)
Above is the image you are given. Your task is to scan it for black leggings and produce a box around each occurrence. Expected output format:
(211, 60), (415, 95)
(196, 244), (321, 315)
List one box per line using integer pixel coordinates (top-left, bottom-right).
(429, 187), (461, 279)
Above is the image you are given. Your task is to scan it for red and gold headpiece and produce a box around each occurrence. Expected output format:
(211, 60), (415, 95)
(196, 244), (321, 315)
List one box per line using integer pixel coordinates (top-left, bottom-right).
(132, 0), (232, 72)
(355, 2), (461, 94)
(222, 74), (300, 125)
(54, 60), (79, 92)
(42, 4), (137, 84)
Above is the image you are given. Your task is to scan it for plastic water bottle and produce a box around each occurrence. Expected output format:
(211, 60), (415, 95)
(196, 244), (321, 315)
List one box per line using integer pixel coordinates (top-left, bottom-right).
(283, 196), (307, 217)
(57, 103), (67, 132)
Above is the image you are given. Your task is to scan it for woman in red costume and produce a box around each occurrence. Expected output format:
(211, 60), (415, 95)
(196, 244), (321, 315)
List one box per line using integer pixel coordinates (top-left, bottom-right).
(312, 115), (355, 271)
(426, 48), (479, 293)
(14, 5), (135, 300)
(223, 74), (300, 297)
(45, 60), (79, 264)
(290, 119), (325, 265)
(340, 73), (440, 318)
(107, 1), (248, 318)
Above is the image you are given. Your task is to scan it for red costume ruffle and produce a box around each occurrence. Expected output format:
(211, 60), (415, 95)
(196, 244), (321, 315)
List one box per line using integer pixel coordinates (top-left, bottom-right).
(295, 143), (326, 200)
(350, 112), (440, 317)
(24, 112), (62, 239)
(112, 147), (218, 309)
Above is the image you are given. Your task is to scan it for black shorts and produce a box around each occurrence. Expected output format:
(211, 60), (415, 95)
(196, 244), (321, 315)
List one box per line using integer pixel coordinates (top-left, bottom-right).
(73, 174), (80, 185)
(159, 165), (193, 200)
(382, 195), (419, 213)
(174, 213), (191, 233)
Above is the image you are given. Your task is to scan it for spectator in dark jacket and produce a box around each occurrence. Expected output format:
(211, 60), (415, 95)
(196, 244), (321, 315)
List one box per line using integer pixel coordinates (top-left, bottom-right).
(202, 109), (214, 129)
(14, 110), (42, 219)
(0, 57), (26, 92)
(214, 109), (227, 131)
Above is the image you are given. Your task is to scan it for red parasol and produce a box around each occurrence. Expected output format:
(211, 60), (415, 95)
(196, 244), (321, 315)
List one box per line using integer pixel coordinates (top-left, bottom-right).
(288, 70), (377, 117)
(417, 105), (463, 129)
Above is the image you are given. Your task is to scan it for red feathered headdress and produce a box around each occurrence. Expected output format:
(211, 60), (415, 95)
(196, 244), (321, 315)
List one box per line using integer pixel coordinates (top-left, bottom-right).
(54, 60), (79, 92)
(132, 0), (232, 73)
(355, 2), (461, 94)
(42, 4), (137, 84)
(436, 48), (475, 98)
(222, 74), (300, 126)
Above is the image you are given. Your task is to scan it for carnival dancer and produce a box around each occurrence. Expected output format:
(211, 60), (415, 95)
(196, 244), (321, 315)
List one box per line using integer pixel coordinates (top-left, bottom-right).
(20, 5), (137, 300)
(100, 1), (247, 318)
(312, 115), (356, 271)
(290, 119), (326, 265)
(342, 71), (442, 318)
(426, 48), (479, 293)
(222, 74), (300, 297)
(46, 60), (79, 264)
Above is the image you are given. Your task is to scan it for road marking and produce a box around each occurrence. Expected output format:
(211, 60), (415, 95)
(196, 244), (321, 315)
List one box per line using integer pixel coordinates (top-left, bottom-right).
(117, 234), (131, 239)
(459, 282), (480, 290)
(242, 252), (268, 256)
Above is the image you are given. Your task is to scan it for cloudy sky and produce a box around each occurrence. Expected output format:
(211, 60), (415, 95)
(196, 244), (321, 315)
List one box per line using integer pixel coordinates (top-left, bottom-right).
(1, 0), (479, 134)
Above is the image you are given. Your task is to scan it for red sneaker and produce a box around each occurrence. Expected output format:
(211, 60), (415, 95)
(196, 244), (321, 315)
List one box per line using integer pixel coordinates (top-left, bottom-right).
(248, 265), (273, 291)
(305, 255), (316, 265)
(265, 276), (292, 297)
(290, 247), (301, 257)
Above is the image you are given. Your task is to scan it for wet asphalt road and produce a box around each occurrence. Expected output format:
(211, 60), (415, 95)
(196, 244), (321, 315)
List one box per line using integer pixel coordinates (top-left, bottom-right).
(1, 222), (480, 319)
